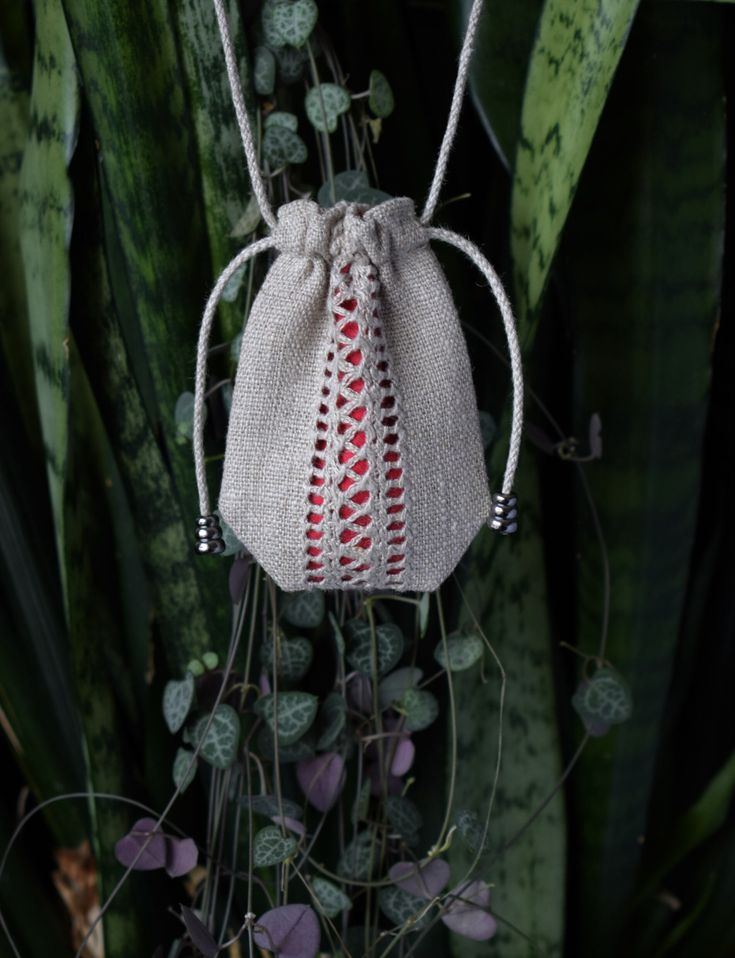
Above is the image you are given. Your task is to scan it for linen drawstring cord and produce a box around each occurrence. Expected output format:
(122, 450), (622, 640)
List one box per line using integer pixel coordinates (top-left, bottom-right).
(194, 0), (522, 554)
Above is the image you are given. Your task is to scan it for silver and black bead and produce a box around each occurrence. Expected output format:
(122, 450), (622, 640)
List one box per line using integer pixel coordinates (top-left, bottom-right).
(489, 491), (518, 535)
(195, 514), (226, 555)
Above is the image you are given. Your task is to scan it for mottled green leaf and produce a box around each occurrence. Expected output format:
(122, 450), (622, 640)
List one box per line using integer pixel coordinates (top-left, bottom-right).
(346, 620), (404, 676)
(265, 110), (299, 131)
(162, 672), (195, 733)
(338, 831), (376, 880)
(253, 45), (276, 96)
(305, 83), (351, 133)
(173, 748), (197, 793)
(282, 590), (325, 628)
(312, 877), (351, 918)
(510, 0), (640, 322)
(369, 69), (394, 118)
(434, 633), (483, 672)
(317, 169), (390, 209)
(400, 688), (438, 732)
(379, 667), (423, 708)
(386, 795), (422, 841)
(572, 667), (633, 728)
(255, 692), (318, 745)
(261, 635), (313, 682)
(192, 704), (240, 768)
(262, 0), (318, 48)
(253, 826), (297, 866)
(262, 124), (308, 166)
(379, 886), (430, 931)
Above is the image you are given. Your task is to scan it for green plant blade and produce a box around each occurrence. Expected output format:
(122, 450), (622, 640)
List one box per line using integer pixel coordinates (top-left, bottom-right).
(18, 0), (79, 589)
(450, 463), (565, 957)
(564, 5), (726, 953)
(510, 0), (640, 325)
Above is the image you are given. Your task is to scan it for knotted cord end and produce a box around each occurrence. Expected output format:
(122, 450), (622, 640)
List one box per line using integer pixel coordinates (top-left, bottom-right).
(489, 492), (518, 535)
(195, 515), (225, 555)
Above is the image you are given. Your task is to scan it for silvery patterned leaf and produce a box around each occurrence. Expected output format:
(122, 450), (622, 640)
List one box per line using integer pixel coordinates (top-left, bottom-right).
(264, 110), (299, 131)
(379, 886), (430, 931)
(253, 45), (276, 96)
(338, 831), (376, 880)
(312, 877), (351, 919)
(253, 825), (297, 866)
(262, 0), (318, 48)
(378, 667), (423, 708)
(385, 794), (422, 841)
(257, 726), (316, 764)
(230, 196), (261, 239)
(162, 672), (195, 733)
(455, 808), (491, 857)
(191, 704), (240, 769)
(305, 83), (351, 133)
(261, 635), (313, 682)
(400, 688), (439, 732)
(368, 70), (394, 118)
(282, 590), (325, 628)
(172, 748), (197, 794)
(572, 666), (633, 727)
(262, 124), (308, 167)
(434, 633), (484, 672)
(317, 169), (391, 208)
(346, 620), (404, 676)
(241, 793), (303, 819)
(255, 692), (318, 745)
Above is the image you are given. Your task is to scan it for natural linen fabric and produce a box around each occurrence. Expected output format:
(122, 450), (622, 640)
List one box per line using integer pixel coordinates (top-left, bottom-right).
(219, 198), (490, 592)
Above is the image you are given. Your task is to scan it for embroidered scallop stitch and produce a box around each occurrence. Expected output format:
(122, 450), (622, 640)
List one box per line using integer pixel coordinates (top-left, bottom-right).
(304, 258), (406, 589)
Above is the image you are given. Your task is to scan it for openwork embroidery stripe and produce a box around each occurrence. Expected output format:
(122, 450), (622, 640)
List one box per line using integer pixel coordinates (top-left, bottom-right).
(304, 259), (406, 589)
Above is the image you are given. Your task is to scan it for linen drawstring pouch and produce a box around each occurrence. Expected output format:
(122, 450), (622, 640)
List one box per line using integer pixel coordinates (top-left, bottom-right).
(193, 0), (524, 593)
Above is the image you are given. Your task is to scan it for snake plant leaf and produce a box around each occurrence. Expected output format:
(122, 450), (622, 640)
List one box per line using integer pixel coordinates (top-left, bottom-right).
(564, 6), (726, 953)
(262, 0), (318, 48)
(368, 70), (394, 118)
(254, 45), (276, 95)
(450, 464), (565, 958)
(312, 877), (352, 918)
(19, 0), (79, 581)
(452, 0), (544, 169)
(191, 704), (240, 768)
(253, 826), (298, 866)
(162, 673), (195, 733)
(282, 590), (325, 628)
(434, 632), (484, 672)
(305, 82), (351, 133)
(175, 0), (253, 341)
(263, 123), (308, 166)
(255, 691), (318, 746)
(510, 0), (640, 325)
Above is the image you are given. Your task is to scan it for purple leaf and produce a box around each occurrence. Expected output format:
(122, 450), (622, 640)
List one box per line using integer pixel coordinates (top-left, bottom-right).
(228, 555), (251, 604)
(114, 818), (167, 871)
(389, 736), (415, 777)
(259, 672), (272, 696)
(441, 880), (497, 941)
(165, 836), (199, 878)
(296, 752), (345, 813)
(347, 673), (372, 713)
(588, 413), (603, 459)
(181, 905), (219, 957)
(114, 819), (198, 878)
(271, 815), (307, 836)
(253, 904), (320, 958)
(389, 858), (450, 899)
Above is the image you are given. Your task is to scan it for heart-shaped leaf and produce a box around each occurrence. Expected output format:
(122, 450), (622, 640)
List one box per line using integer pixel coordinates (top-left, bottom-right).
(282, 591), (325, 628)
(181, 906), (219, 957)
(265, 110), (299, 131)
(418, 593), (430, 637)
(241, 794), (303, 820)
(455, 809), (491, 857)
(296, 752), (345, 812)
(572, 666), (633, 728)
(347, 673), (372, 714)
(312, 877), (351, 918)
(389, 858), (449, 899)
(254, 904), (320, 958)
(378, 667), (422, 708)
(441, 880), (497, 942)
(263, 124), (308, 167)
(317, 169), (391, 209)
(379, 886), (430, 931)
(262, 635), (313, 682)
(316, 692), (346, 750)
(305, 83), (351, 133)
(255, 692), (318, 745)
(115, 819), (198, 878)
(338, 831), (376, 881)
(253, 825), (298, 866)
(271, 815), (306, 836)
(386, 795), (422, 841)
(399, 688), (439, 732)
(368, 70), (394, 118)
(262, 0), (318, 48)
(163, 673), (195, 733)
(346, 620), (404, 676)
(253, 45), (276, 96)
(172, 748), (197, 794)
(191, 704), (240, 769)
(389, 736), (415, 777)
(434, 633), (484, 672)
(230, 196), (261, 240)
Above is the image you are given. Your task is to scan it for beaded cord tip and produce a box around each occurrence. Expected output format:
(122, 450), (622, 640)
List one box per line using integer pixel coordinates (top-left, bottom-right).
(195, 514), (225, 555)
(489, 491), (518, 535)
